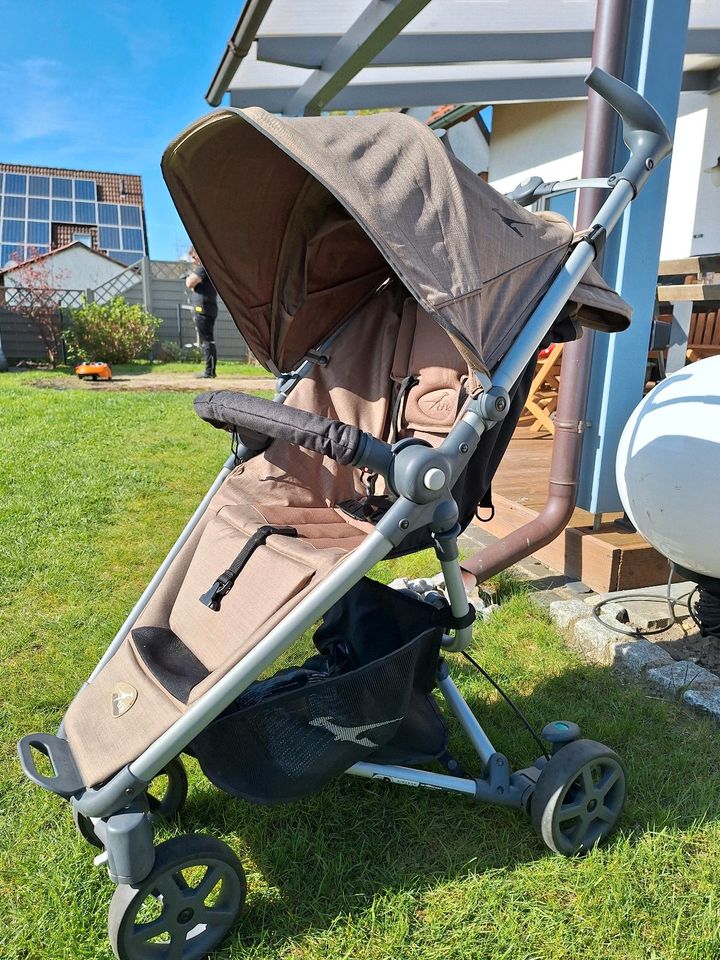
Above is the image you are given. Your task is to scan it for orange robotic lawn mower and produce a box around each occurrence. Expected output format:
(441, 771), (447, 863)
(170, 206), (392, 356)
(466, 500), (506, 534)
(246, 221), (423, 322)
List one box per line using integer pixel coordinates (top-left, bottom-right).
(75, 361), (112, 381)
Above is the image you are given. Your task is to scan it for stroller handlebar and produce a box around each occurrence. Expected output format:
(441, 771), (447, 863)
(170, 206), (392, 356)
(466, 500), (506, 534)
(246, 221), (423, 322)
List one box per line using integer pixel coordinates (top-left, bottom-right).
(585, 67), (672, 195)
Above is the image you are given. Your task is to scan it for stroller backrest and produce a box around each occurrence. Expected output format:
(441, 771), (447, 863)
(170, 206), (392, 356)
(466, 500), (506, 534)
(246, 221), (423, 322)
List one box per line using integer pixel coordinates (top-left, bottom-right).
(390, 299), (469, 446)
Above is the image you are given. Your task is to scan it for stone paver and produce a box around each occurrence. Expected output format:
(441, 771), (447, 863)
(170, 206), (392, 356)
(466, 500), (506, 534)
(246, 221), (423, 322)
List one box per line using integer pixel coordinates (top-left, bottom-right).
(549, 599), (594, 631)
(683, 687), (720, 722)
(646, 660), (720, 698)
(612, 637), (674, 675)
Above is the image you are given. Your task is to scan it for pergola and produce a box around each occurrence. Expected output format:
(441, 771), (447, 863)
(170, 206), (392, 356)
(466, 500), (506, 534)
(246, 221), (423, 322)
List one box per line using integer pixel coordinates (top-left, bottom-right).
(206, 1), (718, 113)
(202, 1), (712, 532)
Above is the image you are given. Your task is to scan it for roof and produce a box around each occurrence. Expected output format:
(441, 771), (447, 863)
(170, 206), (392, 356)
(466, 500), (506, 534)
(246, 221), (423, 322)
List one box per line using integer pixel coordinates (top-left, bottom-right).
(207, 0), (720, 114)
(0, 242), (132, 276)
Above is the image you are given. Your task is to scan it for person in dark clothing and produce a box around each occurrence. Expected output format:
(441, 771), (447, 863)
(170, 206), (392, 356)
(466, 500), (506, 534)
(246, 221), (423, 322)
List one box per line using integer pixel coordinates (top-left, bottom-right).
(186, 247), (218, 378)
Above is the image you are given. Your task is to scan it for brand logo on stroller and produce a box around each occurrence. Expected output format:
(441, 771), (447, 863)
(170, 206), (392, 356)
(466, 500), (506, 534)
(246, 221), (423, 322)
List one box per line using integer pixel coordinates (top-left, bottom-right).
(111, 683), (138, 717)
(309, 716), (401, 748)
(418, 390), (455, 419)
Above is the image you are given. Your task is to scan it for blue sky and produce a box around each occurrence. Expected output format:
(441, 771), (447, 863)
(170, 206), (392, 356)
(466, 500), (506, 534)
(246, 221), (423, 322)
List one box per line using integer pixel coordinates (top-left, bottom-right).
(1, 1), (243, 260)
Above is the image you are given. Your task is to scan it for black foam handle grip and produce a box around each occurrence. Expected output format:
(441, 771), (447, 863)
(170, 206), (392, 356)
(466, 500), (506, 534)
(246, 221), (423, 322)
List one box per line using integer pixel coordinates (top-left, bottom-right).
(195, 390), (364, 466)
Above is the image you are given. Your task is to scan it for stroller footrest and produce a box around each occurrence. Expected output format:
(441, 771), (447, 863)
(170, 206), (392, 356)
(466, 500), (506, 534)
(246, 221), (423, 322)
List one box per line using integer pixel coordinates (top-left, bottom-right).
(17, 732), (84, 798)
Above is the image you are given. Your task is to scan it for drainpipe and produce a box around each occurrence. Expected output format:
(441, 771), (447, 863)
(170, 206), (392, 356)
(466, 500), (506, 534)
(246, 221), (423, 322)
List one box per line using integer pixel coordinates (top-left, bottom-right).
(460, 0), (632, 589)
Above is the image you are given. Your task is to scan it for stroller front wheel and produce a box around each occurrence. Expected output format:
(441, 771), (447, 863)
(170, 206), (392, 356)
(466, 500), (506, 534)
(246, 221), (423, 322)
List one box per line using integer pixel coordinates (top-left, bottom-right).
(530, 739), (626, 856)
(72, 758), (188, 848)
(146, 757), (188, 823)
(108, 834), (246, 960)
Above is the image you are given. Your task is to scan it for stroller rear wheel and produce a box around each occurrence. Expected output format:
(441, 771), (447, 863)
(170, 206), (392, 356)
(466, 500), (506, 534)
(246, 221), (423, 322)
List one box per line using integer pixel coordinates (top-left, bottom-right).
(530, 739), (626, 856)
(108, 834), (246, 960)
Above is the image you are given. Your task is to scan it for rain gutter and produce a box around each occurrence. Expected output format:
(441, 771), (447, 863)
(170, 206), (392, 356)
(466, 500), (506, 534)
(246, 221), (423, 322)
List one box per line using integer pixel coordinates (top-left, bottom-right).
(206, 0), (274, 107)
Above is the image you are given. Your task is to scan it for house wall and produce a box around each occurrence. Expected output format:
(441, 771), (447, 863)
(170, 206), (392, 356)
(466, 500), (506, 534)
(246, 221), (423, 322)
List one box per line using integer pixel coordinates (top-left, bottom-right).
(488, 92), (720, 259)
(3, 246), (126, 291)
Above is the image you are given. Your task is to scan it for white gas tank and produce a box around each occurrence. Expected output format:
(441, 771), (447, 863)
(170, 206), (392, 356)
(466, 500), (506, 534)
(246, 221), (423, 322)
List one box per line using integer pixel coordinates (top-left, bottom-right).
(616, 355), (720, 578)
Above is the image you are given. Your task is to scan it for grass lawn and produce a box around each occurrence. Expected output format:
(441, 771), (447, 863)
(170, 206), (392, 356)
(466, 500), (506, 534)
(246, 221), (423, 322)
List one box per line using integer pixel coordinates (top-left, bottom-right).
(11, 359), (271, 379)
(2, 374), (720, 960)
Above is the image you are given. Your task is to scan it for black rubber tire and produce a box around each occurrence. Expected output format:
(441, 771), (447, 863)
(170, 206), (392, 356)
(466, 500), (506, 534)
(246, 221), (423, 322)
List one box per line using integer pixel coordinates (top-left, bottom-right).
(108, 834), (246, 960)
(73, 806), (103, 849)
(530, 738), (626, 856)
(146, 757), (188, 824)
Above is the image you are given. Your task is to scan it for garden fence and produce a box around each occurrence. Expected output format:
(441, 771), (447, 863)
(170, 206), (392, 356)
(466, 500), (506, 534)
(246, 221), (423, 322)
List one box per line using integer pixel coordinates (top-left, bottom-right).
(0, 256), (249, 363)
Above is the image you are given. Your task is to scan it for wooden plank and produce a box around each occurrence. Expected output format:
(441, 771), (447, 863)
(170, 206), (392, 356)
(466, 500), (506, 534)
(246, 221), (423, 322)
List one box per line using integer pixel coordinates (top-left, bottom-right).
(659, 255), (720, 277)
(657, 283), (720, 302)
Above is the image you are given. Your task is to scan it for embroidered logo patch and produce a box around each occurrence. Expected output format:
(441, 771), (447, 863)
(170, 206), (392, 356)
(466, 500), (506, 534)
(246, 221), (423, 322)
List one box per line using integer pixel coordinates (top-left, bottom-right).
(309, 716), (401, 748)
(111, 682), (138, 718)
(418, 390), (455, 419)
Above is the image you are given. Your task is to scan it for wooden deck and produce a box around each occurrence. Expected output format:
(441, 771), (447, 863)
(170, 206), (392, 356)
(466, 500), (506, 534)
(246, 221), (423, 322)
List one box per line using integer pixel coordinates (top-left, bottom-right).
(481, 432), (671, 592)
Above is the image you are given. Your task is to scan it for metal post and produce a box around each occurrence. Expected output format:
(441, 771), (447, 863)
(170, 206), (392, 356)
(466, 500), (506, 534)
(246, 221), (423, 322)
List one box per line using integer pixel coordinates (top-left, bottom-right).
(665, 301), (694, 374)
(140, 256), (153, 314)
(577, 0), (691, 513)
(0, 328), (7, 372)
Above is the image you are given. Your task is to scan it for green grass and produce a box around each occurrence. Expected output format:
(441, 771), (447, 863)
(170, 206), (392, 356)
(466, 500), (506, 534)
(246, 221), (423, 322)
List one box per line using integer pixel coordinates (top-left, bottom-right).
(10, 359), (271, 379)
(2, 374), (720, 959)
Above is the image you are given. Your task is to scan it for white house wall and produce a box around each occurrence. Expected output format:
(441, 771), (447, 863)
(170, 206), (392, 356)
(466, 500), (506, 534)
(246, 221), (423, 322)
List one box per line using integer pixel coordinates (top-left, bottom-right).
(489, 93), (720, 259)
(4, 245), (126, 291)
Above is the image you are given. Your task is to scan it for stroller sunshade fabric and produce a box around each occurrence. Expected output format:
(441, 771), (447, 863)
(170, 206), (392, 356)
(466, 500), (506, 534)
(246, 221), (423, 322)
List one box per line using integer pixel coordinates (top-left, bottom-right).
(162, 109), (631, 376)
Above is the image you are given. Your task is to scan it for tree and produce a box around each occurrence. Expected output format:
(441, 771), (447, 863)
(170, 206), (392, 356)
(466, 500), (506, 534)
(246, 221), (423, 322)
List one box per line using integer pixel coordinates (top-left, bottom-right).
(3, 246), (67, 366)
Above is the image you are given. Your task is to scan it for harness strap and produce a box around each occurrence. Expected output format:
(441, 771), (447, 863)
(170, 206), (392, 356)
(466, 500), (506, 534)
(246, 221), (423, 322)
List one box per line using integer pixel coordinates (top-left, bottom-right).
(388, 374), (419, 444)
(200, 524), (298, 611)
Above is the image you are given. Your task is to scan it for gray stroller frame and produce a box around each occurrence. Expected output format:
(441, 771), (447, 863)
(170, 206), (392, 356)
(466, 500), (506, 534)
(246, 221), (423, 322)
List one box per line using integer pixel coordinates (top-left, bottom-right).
(18, 69), (671, 960)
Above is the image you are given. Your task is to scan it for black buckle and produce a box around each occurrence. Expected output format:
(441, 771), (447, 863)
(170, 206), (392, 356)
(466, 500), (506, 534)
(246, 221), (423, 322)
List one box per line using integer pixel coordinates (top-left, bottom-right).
(199, 571), (235, 611)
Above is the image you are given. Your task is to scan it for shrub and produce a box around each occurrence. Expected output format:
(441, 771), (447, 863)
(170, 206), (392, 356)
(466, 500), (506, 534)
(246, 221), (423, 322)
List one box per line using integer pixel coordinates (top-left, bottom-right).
(155, 340), (181, 362)
(180, 345), (202, 363)
(64, 297), (161, 364)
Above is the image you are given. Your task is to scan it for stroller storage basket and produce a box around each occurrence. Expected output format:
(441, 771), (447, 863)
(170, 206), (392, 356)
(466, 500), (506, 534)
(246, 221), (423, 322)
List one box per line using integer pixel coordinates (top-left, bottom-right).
(189, 577), (447, 804)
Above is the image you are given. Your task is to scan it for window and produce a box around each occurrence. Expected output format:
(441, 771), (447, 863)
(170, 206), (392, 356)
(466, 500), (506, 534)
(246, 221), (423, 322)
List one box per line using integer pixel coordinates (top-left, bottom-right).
(73, 233), (92, 247)
(5, 173), (27, 194)
(119, 204), (142, 227)
(1, 244), (24, 267)
(99, 226), (120, 249)
(108, 250), (140, 266)
(52, 177), (73, 198)
(4, 195), (26, 218)
(74, 179), (96, 200)
(121, 227), (144, 251)
(28, 175), (50, 197)
(28, 197), (50, 220)
(27, 221), (50, 245)
(32, 245), (49, 256)
(75, 201), (97, 223)
(98, 202), (119, 225)
(52, 199), (74, 222)
(2, 220), (25, 243)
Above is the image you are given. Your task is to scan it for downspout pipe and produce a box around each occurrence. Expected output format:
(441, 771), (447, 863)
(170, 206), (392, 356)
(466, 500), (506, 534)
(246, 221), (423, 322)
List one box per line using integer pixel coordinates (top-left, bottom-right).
(460, 0), (633, 589)
(206, 0), (274, 107)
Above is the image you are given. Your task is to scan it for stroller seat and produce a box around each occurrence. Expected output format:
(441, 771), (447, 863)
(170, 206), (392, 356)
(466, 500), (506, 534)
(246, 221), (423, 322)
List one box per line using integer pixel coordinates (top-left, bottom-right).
(63, 502), (374, 787)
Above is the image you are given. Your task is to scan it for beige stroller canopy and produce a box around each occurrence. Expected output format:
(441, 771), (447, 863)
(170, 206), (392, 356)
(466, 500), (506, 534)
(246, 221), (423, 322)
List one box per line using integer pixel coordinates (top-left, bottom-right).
(162, 108), (630, 376)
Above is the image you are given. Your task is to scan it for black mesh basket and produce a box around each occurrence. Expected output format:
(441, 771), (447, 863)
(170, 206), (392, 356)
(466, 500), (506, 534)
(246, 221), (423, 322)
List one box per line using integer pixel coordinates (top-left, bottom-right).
(189, 577), (448, 804)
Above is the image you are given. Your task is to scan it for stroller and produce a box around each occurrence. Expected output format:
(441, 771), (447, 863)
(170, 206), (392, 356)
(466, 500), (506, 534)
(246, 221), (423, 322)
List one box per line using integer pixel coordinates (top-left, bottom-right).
(19, 69), (671, 960)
